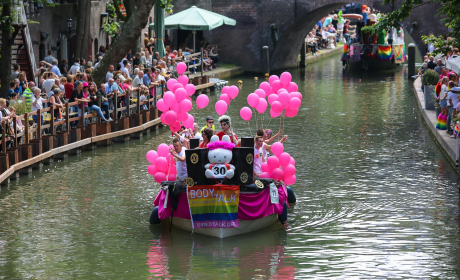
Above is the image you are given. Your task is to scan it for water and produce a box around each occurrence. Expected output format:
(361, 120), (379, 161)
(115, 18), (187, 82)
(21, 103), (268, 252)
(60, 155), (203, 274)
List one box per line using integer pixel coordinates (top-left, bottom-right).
(1, 54), (460, 279)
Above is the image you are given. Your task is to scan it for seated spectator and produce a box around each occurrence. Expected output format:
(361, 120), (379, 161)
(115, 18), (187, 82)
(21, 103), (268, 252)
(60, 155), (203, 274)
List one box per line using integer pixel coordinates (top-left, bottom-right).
(87, 84), (110, 122)
(49, 88), (64, 120)
(96, 84), (111, 120)
(434, 59), (444, 74)
(419, 63), (428, 75)
(427, 56), (437, 69)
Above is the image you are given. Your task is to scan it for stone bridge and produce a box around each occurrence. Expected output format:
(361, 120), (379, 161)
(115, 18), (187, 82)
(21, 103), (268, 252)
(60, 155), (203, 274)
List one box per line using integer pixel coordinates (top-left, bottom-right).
(173, 0), (447, 72)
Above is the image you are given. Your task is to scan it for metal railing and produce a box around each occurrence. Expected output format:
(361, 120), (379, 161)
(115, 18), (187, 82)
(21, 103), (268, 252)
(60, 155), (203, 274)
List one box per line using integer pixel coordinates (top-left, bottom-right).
(17, 2), (37, 83)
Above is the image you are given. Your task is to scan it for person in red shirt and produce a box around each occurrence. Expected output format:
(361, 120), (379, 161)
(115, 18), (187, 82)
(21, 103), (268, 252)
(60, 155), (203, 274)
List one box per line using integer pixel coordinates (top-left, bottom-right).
(64, 75), (74, 100)
(216, 115), (240, 146)
(199, 128), (213, 148)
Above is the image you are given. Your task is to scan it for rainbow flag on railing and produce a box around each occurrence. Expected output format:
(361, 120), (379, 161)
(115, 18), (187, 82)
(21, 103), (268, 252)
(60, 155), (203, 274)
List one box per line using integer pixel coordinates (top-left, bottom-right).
(393, 44), (405, 64)
(187, 185), (240, 228)
(342, 45), (349, 61)
(378, 45), (393, 61)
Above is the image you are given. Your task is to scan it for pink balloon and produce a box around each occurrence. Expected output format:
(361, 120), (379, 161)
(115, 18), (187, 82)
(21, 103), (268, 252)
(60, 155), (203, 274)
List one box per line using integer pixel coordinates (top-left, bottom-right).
(272, 80), (283, 92)
(177, 112), (188, 122)
(259, 81), (271, 96)
(261, 162), (271, 173)
(270, 109), (282, 118)
(215, 100), (228, 115)
(280, 72), (292, 86)
(160, 112), (167, 124)
(185, 84), (196, 96)
(147, 164), (158, 176)
(168, 144), (174, 150)
(247, 93), (260, 108)
(179, 99), (192, 113)
(167, 173), (176, 181)
(285, 107), (299, 117)
(228, 85), (239, 99)
(290, 156), (296, 166)
(269, 75), (280, 85)
(156, 99), (169, 112)
(220, 94), (231, 105)
(196, 95), (209, 109)
(172, 83), (184, 93)
(254, 89), (266, 99)
(146, 150), (159, 164)
(183, 114), (194, 129)
(271, 101), (283, 113)
(175, 88), (187, 102)
(155, 157), (168, 172)
(284, 175), (296, 185)
(165, 153), (173, 164)
(171, 102), (180, 113)
(157, 143), (169, 157)
(271, 142), (284, 157)
(256, 98), (267, 114)
(222, 86), (230, 94)
(271, 168), (285, 181)
(267, 156), (280, 170)
(163, 92), (176, 108)
(154, 172), (167, 183)
(278, 92), (290, 107)
(166, 79), (177, 91)
(260, 172), (271, 179)
(290, 92), (301, 100)
(164, 111), (177, 125)
(268, 94), (279, 105)
(170, 121), (181, 132)
(289, 97), (301, 110)
(286, 82), (298, 93)
(277, 89), (288, 95)
(240, 107), (252, 121)
(176, 62), (187, 75)
(279, 152), (291, 167)
(284, 164), (296, 178)
(178, 75), (189, 87)
(169, 165), (177, 174)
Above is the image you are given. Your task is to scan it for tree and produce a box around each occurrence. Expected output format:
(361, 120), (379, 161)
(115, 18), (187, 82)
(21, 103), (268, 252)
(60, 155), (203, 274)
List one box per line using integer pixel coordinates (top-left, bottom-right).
(74, 0), (91, 64)
(92, 0), (172, 85)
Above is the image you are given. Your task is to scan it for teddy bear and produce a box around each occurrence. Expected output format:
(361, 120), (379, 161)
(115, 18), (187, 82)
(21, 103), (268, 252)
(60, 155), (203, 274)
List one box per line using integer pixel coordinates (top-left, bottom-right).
(205, 135), (235, 179)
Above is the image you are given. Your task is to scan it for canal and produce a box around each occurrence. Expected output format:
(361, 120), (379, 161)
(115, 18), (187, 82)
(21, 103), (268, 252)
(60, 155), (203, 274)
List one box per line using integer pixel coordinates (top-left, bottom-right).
(1, 54), (460, 279)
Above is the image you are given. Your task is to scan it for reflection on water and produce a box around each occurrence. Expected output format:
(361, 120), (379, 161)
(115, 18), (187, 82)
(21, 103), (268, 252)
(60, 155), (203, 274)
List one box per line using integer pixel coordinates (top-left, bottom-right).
(1, 54), (460, 279)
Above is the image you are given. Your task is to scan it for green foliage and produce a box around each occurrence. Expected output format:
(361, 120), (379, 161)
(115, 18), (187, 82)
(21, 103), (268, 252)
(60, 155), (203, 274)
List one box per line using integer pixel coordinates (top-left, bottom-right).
(158, 0), (174, 14)
(103, 1), (121, 38)
(421, 69), (440, 85)
(421, 35), (456, 57)
(10, 100), (31, 116)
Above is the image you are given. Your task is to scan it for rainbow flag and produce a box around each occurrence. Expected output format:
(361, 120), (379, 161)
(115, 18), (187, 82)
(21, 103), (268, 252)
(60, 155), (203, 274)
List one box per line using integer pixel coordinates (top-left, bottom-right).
(342, 45), (349, 61)
(393, 44), (405, 64)
(378, 45), (393, 61)
(436, 114), (447, 130)
(187, 185), (240, 228)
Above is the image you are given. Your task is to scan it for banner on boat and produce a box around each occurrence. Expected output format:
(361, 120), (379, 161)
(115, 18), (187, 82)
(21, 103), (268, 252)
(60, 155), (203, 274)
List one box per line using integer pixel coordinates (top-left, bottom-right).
(187, 185), (240, 228)
(378, 45), (393, 61)
(393, 44), (405, 64)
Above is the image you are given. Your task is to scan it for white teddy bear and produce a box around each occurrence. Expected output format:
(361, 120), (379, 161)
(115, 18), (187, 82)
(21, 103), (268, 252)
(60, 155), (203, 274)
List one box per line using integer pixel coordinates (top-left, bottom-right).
(205, 135), (236, 179)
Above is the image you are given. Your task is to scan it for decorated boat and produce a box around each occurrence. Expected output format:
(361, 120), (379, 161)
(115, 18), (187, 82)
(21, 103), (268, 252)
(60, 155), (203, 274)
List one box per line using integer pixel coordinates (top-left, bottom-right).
(343, 43), (406, 71)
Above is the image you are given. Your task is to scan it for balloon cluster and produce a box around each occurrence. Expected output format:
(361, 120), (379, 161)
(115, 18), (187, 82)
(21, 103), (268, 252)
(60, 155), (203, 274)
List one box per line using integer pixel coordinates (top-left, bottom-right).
(146, 144), (177, 183)
(240, 71), (302, 121)
(259, 142), (297, 185)
(156, 62), (209, 132)
(215, 85), (239, 115)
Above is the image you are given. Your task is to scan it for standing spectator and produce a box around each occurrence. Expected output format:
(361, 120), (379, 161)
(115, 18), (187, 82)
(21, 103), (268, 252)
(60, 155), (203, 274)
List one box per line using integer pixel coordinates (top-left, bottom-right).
(106, 64), (114, 83)
(69, 58), (81, 75)
(253, 136), (265, 179)
(60, 59), (69, 77)
(42, 72), (56, 97)
(185, 33), (194, 50)
(17, 72), (27, 92)
(143, 68), (152, 87)
(97, 84), (111, 120)
(121, 60), (130, 76)
(44, 50), (55, 65)
(12, 79), (22, 96)
(49, 88), (64, 120)
(132, 70), (143, 89)
(144, 32), (150, 49)
(80, 59), (86, 72)
(31, 87), (47, 125)
(22, 82), (34, 106)
(427, 57), (437, 70)
(51, 59), (61, 77)
(69, 81), (85, 127)
(133, 53), (141, 67)
(11, 64), (20, 80)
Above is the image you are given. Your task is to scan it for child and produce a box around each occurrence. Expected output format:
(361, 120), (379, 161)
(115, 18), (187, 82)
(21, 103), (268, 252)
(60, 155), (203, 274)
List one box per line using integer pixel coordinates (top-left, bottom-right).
(139, 89), (148, 110)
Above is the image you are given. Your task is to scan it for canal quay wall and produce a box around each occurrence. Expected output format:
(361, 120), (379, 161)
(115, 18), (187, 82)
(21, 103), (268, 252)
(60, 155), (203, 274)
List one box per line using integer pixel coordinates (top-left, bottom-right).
(303, 45), (344, 66)
(413, 77), (459, 171)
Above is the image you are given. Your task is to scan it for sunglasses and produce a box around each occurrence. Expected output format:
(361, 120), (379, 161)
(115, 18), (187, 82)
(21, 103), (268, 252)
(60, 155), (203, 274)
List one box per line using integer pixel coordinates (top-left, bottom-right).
(221, 122), (228, 126)
(208, 121), (213, 124)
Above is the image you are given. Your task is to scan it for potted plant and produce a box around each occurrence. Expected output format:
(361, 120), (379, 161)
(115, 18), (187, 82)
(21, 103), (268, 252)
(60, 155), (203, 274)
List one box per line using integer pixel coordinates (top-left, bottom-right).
(421, 69), (439, 110)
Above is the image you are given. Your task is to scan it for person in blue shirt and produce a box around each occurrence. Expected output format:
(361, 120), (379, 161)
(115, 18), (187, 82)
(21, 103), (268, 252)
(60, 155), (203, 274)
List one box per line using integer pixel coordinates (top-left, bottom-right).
(51, 59), (61, 77)
(143, 68), (152, 87)
(317, 20), (322, 29)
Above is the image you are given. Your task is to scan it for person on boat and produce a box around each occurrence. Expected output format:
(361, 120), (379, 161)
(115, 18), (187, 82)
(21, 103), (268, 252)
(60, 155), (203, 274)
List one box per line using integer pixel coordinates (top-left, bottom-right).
(253, 136), (265, 179)
(200, 116), (215, 134)
(217, 115), (239, 146)
(256, 128), (288, 161)
(170, 138), (188, 180)
(199, 128), (213, 148)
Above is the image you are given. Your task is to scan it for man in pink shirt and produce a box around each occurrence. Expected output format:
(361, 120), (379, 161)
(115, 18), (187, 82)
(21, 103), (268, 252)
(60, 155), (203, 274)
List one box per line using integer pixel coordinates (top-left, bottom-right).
(440, 67), (455, 79)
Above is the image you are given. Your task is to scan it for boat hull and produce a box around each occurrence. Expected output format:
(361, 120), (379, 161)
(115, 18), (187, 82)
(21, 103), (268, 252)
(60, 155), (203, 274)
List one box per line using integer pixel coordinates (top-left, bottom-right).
(166, 214), (282, 238)
(347, 56), (399, 71)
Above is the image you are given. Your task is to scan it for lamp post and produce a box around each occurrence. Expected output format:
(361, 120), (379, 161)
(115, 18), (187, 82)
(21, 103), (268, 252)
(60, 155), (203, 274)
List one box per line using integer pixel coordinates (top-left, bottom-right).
(67, 18), (72, 64)
(67, 18), (72, 36)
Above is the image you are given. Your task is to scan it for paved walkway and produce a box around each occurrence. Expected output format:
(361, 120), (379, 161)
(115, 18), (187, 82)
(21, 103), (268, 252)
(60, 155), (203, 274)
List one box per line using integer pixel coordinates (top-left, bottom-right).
(413, 77), (459, 170)
(303, 44), (344, 66)
(189, 66), (244, 80)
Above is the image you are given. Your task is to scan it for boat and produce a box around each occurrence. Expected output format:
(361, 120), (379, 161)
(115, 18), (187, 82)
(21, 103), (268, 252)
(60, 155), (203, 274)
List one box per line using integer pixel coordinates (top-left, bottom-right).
(149, 179), (296, 238)
(344, 43), (406, 71)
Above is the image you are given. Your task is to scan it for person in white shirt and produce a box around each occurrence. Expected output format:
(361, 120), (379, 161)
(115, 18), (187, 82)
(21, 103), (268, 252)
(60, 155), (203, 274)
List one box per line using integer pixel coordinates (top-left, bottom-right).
(132, 71), (143, 88)
(120, 60), (130, 76)
(69, 58), (81, 75)
(192, 123), (203, 141)
(439, 77), (449, 117)
(31, 87), (48, 125)
(42, 72), (56, 97)
(253, 136), (265, 178)
(170, 138), (188, 180)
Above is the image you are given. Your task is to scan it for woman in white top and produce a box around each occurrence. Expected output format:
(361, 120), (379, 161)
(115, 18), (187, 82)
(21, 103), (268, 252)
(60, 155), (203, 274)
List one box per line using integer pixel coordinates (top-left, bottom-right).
(440, 77), (449, 116)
